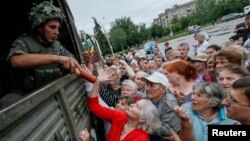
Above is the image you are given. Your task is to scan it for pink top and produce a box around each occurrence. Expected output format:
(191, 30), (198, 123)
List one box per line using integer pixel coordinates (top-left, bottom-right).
(88, 97), (148, 141)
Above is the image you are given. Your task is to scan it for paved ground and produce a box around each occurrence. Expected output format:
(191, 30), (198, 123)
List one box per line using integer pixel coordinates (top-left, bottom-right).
(159, 17), (245, 58)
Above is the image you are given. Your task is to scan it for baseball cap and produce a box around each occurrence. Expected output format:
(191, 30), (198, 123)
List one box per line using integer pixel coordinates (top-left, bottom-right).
(142, 72), (169, 87)
(193, 53), (208, 62)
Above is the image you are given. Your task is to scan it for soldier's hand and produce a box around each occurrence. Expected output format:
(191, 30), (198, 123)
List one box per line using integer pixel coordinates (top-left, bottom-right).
(58, 56), (82, 74)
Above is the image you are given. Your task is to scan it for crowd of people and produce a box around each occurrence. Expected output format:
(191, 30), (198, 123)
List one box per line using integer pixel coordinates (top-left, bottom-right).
(79, 15), (250, 141)
(0, 1), (250, 141)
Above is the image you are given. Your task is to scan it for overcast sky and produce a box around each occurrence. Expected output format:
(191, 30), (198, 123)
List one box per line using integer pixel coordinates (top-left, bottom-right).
(67, 0), (192, 34)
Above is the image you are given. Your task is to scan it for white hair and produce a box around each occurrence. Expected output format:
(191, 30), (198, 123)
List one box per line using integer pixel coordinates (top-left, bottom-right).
(135, 71), (148, 78)
(137, 99), (161, 134)
(122, 80), (137, 92)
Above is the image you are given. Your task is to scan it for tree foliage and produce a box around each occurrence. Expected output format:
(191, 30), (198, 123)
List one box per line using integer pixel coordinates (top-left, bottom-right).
(109, 17), (152, 52)
(109, 28), (127, 52)
(194, 0), (249, 24)
(92, 17), (110, 55)
(91, 0), (250, 53)
(138, 23), (151, 43)
(150, 24), (164, 39)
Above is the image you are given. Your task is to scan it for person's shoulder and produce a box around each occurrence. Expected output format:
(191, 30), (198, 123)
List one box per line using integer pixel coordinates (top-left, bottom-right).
(180, 102), (192, 111)
(204, 40), (209, 46)
(13, 33), (29, 41)
(162, 94), (179, 108)
(181, 102), (195, 117)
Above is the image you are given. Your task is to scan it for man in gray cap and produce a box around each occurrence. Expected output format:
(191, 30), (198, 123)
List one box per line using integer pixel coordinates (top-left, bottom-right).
(142, 71), (181, 140)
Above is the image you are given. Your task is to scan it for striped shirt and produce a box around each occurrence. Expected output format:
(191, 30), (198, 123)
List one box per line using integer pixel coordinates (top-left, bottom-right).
(99, 84), (121, 107)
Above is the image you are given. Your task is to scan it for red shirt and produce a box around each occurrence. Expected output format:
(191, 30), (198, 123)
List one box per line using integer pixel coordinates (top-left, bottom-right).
(88, 97), (149, 141)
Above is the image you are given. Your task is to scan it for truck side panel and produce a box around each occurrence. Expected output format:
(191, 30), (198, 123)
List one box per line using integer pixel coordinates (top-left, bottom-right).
(0, 75), (91, 141)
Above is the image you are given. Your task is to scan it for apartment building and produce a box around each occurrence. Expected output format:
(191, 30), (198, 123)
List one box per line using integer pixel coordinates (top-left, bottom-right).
(153, 0), (196, 27)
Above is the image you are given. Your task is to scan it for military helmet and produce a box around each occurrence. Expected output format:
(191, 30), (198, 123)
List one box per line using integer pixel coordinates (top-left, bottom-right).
(28, 1), (65, 29)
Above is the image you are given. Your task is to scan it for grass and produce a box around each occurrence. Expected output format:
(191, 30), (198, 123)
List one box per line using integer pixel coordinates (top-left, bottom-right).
(156, 31), (190, 43)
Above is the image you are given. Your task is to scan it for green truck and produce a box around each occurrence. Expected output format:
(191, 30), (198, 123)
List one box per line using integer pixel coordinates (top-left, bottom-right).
(0, 0), (92, 140)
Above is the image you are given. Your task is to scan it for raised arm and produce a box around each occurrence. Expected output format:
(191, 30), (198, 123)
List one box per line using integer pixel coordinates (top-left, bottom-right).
(90, 69), (114, 98)
(88, 69), (123, 123)
(119, 60), (136, 80)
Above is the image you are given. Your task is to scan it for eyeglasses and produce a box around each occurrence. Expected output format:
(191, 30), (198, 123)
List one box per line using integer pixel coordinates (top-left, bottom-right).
(225, 94), (250, 107)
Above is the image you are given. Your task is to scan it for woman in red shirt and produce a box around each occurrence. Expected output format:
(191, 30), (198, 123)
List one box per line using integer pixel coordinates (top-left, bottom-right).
(88, 69), (161, 141)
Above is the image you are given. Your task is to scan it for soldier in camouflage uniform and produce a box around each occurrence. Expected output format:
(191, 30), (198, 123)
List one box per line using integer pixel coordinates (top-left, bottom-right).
(7, 1), (82, 95)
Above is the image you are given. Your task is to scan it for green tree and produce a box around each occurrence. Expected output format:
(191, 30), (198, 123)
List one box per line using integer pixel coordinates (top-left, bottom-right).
(179, 17), (191, 30)
(138, 23), (151, 43)
(150, 24), (164, 39)
(171, 22), (182, 33)
(163, 26), (171, 36)
(127, 28), (141, 46)
(194, 0), (249, 24)
(92, 17), (110, 55)
(110, 17), (138, 46)
(109, 28), (127, 52)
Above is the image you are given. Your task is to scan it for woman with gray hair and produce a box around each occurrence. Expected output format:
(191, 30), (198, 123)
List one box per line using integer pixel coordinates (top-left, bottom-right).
(88, 69), (161, 141)
(134, 71), (148, 98)
(120, 80), (141, 101)
(181, 82), (237, 141)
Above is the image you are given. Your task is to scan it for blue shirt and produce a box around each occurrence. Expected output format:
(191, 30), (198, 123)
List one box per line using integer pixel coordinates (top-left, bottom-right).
(181, 102), (236, 141)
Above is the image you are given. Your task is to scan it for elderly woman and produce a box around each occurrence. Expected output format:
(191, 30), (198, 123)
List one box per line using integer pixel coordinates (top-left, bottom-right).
(217, 64), (249, 93)
(88, 69), (161, 141)
(99, 78), (142, 109)
(134, 71), (148, 98)
(181, 83), (237, 141)
(120, 80), (141, 101)
(163, 60), (198, 104)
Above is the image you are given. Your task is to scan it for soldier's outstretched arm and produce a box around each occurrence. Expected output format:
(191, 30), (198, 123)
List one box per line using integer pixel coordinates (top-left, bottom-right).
(10, 54), (82, 74)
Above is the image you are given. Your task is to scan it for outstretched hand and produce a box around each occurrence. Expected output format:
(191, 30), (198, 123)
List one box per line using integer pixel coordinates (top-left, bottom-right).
(58, 56), (82, 74)
(96, 68), (114, 83)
